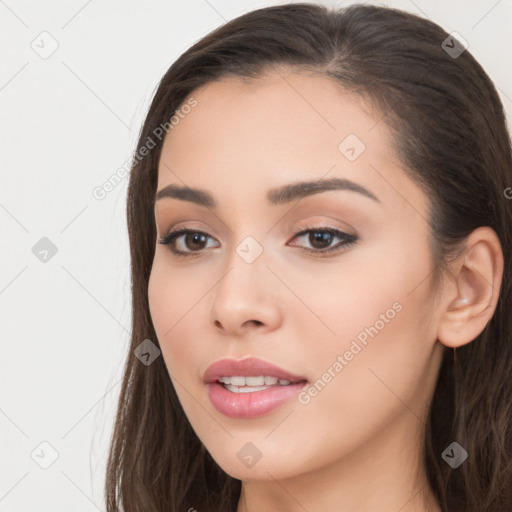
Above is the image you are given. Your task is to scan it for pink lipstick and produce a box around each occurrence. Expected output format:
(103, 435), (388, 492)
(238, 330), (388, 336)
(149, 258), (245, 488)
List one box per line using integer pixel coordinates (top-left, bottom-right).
(204, 357), (308, 419)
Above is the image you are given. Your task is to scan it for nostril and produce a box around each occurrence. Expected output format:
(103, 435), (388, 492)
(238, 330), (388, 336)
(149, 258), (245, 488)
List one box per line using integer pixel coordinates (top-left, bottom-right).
(213, 319), (264, 330)
(245, 320), (264, 327)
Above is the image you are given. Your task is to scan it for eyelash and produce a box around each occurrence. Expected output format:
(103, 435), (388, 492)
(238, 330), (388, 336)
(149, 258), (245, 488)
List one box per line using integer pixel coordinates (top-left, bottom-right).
(158, 225), (358, 258)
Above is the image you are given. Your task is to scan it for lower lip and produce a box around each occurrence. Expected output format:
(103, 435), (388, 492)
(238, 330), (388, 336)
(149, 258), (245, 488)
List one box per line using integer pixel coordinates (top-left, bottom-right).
(207, 381), (308, 419)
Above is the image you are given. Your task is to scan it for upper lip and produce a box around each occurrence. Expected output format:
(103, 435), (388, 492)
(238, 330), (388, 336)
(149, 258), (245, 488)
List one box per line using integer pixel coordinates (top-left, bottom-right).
(203, 357), (308, 384)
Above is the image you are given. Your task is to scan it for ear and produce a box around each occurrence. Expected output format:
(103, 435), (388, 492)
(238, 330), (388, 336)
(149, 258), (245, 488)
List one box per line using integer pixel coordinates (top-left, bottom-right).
(437, 226), (504, 348)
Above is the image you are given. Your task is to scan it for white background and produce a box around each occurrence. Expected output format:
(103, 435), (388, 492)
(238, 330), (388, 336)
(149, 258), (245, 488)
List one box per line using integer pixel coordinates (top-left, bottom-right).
(1, 0), (511, 510)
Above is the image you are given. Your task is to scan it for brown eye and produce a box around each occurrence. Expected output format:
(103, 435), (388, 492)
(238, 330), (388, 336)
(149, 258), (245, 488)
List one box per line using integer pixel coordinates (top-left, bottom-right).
(309, 230), (335, 250)
(158, 229), (219, 256)
(158, 226), (358, 258)
(289, 227), (358, 255)
(183, 232), (208, 250)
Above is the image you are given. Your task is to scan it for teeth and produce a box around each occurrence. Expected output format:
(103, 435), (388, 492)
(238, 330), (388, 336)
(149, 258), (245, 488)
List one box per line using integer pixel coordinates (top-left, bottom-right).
(217, 375), (293, 387)
(246, 376), (264, 386)
(225, 384), (270, 393)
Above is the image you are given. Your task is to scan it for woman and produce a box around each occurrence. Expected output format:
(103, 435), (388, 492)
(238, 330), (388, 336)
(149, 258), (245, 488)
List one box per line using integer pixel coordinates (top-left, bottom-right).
(105, 3), (512, 511)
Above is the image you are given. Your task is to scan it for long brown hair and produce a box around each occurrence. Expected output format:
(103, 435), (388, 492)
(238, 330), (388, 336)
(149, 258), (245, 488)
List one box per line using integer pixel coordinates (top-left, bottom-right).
(105, 3), (512, 511)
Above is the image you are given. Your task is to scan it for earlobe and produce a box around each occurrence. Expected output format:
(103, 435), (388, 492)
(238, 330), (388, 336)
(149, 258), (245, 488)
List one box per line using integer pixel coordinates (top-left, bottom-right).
(437, 227), (504, 349)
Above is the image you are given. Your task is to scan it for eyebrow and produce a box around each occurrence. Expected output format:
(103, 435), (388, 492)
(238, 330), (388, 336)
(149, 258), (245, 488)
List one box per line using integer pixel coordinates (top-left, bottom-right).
(155, 177), (380, 208)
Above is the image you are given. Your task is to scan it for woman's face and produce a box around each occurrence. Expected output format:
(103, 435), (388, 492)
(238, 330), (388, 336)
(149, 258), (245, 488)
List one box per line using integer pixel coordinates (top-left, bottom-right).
(148, 69), (446, 483)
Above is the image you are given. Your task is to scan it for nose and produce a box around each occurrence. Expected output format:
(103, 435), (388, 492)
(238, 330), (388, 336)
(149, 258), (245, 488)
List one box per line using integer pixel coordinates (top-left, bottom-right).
(209, 249), (283, 338)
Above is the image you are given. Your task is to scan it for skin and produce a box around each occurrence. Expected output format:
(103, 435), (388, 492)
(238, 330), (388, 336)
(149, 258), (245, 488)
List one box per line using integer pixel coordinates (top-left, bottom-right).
(148, 68), (503, 512)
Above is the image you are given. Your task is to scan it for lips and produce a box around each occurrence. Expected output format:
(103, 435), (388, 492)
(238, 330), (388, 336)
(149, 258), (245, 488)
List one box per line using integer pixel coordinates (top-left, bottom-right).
(203, 357), (308, 384)
(203, 357), (309, 419)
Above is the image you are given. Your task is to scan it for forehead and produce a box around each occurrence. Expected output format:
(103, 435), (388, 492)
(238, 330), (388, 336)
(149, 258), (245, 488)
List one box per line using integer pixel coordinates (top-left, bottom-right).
(156, 70), (426, 218)
(162, 69), (391, 156)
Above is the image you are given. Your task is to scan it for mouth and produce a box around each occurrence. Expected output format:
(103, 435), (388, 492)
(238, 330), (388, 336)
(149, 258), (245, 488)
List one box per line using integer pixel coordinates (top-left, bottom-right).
(203, 357), (309, 418)
(203, 356), (307, 384)
(206, 379), (309, 419)
(216, 375), (307, 393)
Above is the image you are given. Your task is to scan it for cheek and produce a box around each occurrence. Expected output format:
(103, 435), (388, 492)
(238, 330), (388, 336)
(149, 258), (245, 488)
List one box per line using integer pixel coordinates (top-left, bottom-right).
(148, 263), (219, 450)
(295, 232), (436, 405)
(147, 259), (212, 382)
(148, 254), (205, 334)
(148, 263), (187, 368)
(148, 264), (173, 340)
(310, 253), (435, 414)
(283, 232), (426, 349)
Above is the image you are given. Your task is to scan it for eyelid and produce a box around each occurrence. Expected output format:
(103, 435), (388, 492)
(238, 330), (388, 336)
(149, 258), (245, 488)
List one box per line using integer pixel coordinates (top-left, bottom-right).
(288, 225), (358, 254)
(158, 227), (219, 251)
(157, 221), (212, 240)
(158, 222), (358, 258)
